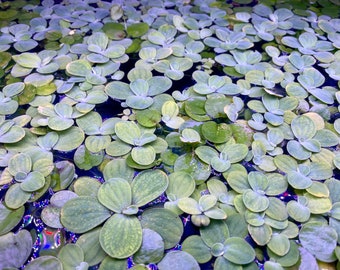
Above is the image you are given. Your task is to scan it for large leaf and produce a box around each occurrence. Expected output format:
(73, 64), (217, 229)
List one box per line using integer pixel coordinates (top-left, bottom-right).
(0, 230), (32, 268)
(54, 127), (85, 152)
(76, 227), (107, 266)
(166, 171), (195, 200)
(4, 183), (31, 209)
(140, 208), (183, 249)
(157, 251), (200, 270)
(0, 203), (24, 235)
(200, 220), (230, 248)
(267, 234), (290, 256)
(58, 244), (86, 270)
(12, 52), (41, 68)
(66, 59), (92, 77)
(60, 196), (111, 233)
(133, 228), (164, 264)
(182, 235), (212, 263)
(223, 237), (255, 265)
(291, 115), (316, 140)
(25, 256), (63, 270)
(299, 222), (337, 261)
(131, 169), (168, 207)
(99, 214), (142, 259)
(115, 121), (141, 145)
(98, 178), (132, 213)
(243, 189), (269, 212)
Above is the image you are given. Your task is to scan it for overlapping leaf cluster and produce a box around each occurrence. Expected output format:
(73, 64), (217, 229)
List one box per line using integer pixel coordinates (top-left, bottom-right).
(0, 0), (340, 269)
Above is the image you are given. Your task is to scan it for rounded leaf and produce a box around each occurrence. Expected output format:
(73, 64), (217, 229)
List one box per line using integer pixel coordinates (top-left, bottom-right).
(58, 244), (85, 270)
(131, 169), (168, 207)
(25, 256), (62, 270)
(291, 115), (316, 140)
(157, 251), (200, 270)
(182, 235), (212, 263)
(202, 121), (232, 144)
(61, 196), (111, 233)
(98, 178), (132, 213)
(99, 214), (142, 259)
(267, 234), (290, 256)
(115, 121), (141, 145)
(140, 208), (183, 249)
(200, 220), (230, 248)
(223, 237), (255, 265)
(133, 228), (164, 264)
(0, 203), (24, 235)
(66, 59), (92, 77)
(131, 146), (156, 166)
(0, 230), (32, 268)
(243, 189), (269, 212)
(299, 222), (337, 261)
(76, 227), (107, 266)
(166, 171), (195, 200)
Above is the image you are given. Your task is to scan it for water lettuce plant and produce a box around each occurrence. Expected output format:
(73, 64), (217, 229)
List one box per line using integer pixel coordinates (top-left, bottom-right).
(0, 0), (340, 269)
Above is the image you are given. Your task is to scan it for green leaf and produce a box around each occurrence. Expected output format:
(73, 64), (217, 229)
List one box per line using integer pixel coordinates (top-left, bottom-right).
(299, 222), (337, 261)
(243, 189), (269, 212)
(115, 121), (141, 145)
(20, 171), (45, 192)
(66, 59), (92, 77)
(61, 196), (111, 233)
(0, 230), (32, 268)
(131, 146), (156, 166)
(54, 127), (85, 152)
(267, 240), (300, 268)
(273, 155), (297, 173)
(58, 244), (85, 270)
(223, 143), (249, 163)
(287, 171), (312, 189)
(25, 256), (63, 270)
(76, 227), (107, 266)
(132, 169), (168, 207)
(291, 115), (316, 140)
(180, 128), (201, 143)
(12, 52), (41, 68)
(286, 140), (311, 160)
(0, 203), (24, 235)
(248, 224), (272, 246)
(127, 23), (149, 38)
(182, 235), (211, 263)
(157, 251), (200, 270)
(223, 237), (255, 265)
(287, 199), (310, 222)
(5, 183), (31, 209)
(98, 178), (132, 213)
(178, 198), (201, 214)
(166, 171), (195, 200)
(267, 234), (290, 256)
(8, 153), (31, 176)
(103, 159), (134, 183)
(202, 121), (232, 144)
(98, 256), (127, 270)
(133, 228), (164, 264)
(200, 220), (230, 247)
(305, 193), (332, 214)
(99, 214), (142, 259)
(140, 208), (183, 249)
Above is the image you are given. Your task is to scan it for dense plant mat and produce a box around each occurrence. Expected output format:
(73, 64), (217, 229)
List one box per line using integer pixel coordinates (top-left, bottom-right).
(0, 0), (340, 269)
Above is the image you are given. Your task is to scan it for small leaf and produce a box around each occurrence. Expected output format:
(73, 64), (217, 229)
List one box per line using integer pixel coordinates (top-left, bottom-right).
(267, 234), (290, 256)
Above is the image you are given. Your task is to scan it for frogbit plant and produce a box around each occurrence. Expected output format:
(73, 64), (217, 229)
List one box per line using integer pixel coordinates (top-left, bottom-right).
(0, 0), (340, 269)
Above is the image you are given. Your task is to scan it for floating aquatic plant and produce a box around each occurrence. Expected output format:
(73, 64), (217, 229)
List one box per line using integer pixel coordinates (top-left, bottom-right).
(0, 0), (339, 269)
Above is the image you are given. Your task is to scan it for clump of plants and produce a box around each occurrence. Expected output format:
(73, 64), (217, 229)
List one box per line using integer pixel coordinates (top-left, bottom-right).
(0, 0), (340, 269)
